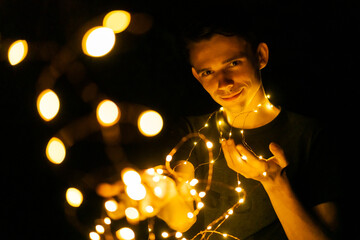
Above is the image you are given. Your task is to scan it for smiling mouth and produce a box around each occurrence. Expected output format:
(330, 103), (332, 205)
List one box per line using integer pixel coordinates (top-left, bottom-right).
(220, 90), (243, 101)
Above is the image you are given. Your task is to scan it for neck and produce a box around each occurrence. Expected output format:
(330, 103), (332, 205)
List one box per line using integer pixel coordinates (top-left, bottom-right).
(223, 86), (280, 129)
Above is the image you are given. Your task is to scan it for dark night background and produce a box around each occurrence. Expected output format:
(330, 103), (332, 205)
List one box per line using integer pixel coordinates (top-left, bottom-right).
(1, 0), (357, 239)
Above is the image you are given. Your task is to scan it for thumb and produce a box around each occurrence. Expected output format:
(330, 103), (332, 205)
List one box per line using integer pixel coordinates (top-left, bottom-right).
(269, 142), (288, 168)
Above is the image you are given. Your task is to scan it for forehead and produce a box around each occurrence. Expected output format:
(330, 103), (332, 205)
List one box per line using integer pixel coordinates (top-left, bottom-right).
(189, 34), (250, 68)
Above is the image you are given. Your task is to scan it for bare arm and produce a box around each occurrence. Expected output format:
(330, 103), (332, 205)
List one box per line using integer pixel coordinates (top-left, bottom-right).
(222, 139), (338, 240)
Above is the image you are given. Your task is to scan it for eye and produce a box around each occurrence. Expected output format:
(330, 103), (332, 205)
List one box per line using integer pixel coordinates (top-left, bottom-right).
(229, 60), (241, 67)
(200, 70), (213, 77)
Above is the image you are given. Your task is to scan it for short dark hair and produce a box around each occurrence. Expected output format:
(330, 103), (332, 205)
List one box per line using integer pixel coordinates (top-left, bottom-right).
(180, 6), (261, 61)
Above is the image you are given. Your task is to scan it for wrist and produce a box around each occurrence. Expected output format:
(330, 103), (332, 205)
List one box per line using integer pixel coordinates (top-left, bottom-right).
(261, 170), (290, 193)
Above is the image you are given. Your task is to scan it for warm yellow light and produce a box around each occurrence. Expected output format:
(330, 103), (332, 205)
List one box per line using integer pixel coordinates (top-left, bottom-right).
(145, 205), (154, 213)
(8, 40), (28, 65)
(121, 169), (141, 186)
(89, 232), (100, 240)
(187, 212), (194, 219)
(199, 191), (206, 198)
(116, 227), (135, 240)
(103, 10), (131, 33)
(66, 188), (83, 207)
(105, 199), (118, 212)
(96, 99), (120, 127)
(175, 232), (183, 238)
(235, 187), (242, 193)
(104, 217), (111, 225)
(125, 207), (139, 220)
(46, 137), (66, 164)
(125, 184), (146, 200)
(197, 202), (204, 209)
(95, 225), (105, 234)
(138, 110), (163, 137)
(37, 89), (60, 121)
(82, 27), (115, 57)
(206, 141), (213, 149)
(161, 232), (169, 238)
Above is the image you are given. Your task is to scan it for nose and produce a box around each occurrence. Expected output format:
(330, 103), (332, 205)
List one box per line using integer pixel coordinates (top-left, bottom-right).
(217, 71), (234, 91)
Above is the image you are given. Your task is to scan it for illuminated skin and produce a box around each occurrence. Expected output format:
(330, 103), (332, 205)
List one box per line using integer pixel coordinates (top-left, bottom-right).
(189, 34), (339, 240)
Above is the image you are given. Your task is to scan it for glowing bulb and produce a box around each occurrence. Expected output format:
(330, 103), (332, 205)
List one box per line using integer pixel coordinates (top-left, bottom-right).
(166, 155), (172, 162)
(239, 198), (245, 203)
(105, 199), (118, 212)
(266, 94), (271, 99)
(189, 179), (199, 186)
(95, 225), (105, 234)
(103, 10), (131, 33)
(116, 227), (135, 240)
(145, 205), (154, 213)
(126, 184), (146, 200)
(262, 171), (267, 177)
(227, 209), (234, 215)
(66, 188), (83, 207)
(161, 232), (169, 238)
(8, 40), (28, 65)
(82, 26), (115, 57)
(89, 232), (100, 240)
(197, 202), (204, 209)
(138, 110), (163, 137)
(206, 141), (213, 149)
(96, 99), (120, 127)
(125, 207), (139, 220)
(122, 169), (141, 186)
(241, 155), (247, 161)
(223, 233), (228, 238)
(187, 212), (194, 219)
(46, 137), (66, 164)
(190, 189), (197, 196)
(199, 191), (206, 198)
(104, 217), (111, 225)
(37, 89), (60, 121)
(154, 186), (163, 197)
(175, 232), (183, 238)
(235, 187), (242, 193)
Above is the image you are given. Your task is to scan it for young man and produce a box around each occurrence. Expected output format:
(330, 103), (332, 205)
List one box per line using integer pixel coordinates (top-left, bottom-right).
(98, 15), (340, 240)
(168, 19), (340, 239)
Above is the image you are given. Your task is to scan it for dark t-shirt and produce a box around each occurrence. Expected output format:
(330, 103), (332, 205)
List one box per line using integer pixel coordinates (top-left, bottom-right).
(174, 108), (340, 240)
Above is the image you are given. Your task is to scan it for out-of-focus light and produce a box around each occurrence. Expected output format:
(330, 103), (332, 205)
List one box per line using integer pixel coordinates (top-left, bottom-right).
(66, 188), (83, 207)
(103, 10), (131, 33)
(125, 183), (146, 200)
(46, 137), (66, 164)
(96, 99), (120, 127)
(161, 232), (169, 238)
(138, 110), (163, 137)
(95, 225), (105, 234)
(104, 217), (111, 225)
(121, 168), (141, 186)
(116, 227), (135, 240)
(8, 40), (28, 65)
(125, 207), (139, 220)
(37, 89), (60, 121)
(89, 232), (100, 240)
(82, 27), (115, 57)
(105, 199), (118, 212)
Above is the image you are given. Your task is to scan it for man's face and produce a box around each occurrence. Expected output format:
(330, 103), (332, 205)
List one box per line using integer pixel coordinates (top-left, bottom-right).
(189, 34), (262, 113)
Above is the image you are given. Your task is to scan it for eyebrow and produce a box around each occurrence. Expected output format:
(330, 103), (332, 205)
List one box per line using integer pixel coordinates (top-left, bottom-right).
(194, 52), (247, 74)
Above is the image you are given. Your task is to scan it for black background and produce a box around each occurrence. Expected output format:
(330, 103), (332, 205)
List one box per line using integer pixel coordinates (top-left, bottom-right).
(1, 0), (357, 239)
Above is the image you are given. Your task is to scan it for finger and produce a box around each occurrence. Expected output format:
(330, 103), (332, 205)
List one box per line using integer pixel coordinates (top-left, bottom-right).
(221, 139), (235, 168)
(222, 140), (255, 175)
(235, 143), (267, 171)
(269, 142), (288, 168)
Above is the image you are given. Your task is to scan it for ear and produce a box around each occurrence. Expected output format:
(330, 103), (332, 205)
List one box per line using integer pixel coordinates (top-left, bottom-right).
(256, 42), (269, 70)
(191, 67), (201, 81)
